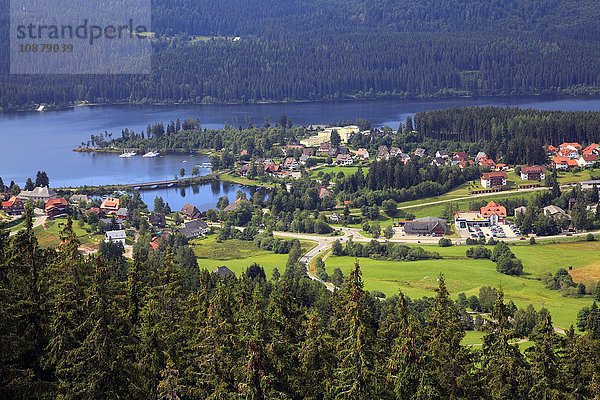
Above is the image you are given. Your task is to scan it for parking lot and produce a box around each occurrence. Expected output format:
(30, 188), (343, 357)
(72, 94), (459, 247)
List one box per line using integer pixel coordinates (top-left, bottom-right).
(467, 223), (522, 240)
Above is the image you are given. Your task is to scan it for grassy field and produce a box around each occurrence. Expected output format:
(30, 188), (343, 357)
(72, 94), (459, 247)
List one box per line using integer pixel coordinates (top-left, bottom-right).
(462, 330), (534, 351)
(325, 240), (599, 329)
(556, 169), (597, 185)
(191, 235), (317, 278)
(33, 218), (103, 249)
(400, 190), (541, 219)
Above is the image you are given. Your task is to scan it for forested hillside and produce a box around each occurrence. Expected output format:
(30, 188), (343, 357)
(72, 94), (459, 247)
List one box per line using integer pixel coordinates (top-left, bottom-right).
(2, 212), (600, 399)
(3, 0), (600, 109)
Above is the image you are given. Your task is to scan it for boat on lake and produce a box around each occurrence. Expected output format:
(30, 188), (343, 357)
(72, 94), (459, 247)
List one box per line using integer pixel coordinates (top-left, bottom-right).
(119, 150), (137, 158)
(142, 150), (160, 158)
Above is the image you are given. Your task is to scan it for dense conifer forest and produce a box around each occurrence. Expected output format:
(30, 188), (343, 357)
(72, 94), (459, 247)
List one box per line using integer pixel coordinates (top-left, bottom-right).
(3, 0), (600, 109)
(2, 209), (600, 399)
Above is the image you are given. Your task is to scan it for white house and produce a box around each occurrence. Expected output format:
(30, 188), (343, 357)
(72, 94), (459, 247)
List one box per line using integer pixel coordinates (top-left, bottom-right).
(435, 150), (449, 159)
(480, 172), (508, 188)
(335, 154), (354, 166)
(105, 230), (126, 246)
(578, 154), (598, 168)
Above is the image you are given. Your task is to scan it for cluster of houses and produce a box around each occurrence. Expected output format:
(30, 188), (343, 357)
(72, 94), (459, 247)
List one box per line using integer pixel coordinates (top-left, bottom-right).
(1, 187), (71, 218)
(0, 186), (214, 250)
(549, 142), (599, 170)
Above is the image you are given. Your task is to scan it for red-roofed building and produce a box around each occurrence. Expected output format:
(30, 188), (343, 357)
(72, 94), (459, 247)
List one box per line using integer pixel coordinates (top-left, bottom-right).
(480, 201), (507, 225)
(481, 172), (507, 188)
(45, 198), (69, 218)
(559, 142), (582, 151)
(578, 154), (598, 168)
(583, 143), (599, 156)
(100, 197), (121, 214)
(520, 166), (547, 181)
(1, 196), (25, 215)
(552, 155), (578, 170)
(478, 157), (497, 169)
(317, 186), (334, 199)
(558, 147), (580, 159)
(546, 145), (558, 155)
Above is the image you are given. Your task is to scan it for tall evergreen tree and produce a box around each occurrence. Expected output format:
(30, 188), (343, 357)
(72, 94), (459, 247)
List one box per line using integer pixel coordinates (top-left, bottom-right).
(330, 261), (379, 399)
(481, 291), (531, 399)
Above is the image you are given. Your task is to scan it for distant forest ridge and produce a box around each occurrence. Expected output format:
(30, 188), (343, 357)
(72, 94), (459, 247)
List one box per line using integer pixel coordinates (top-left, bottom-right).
(414, 107), (600, 145)
(2, 0), (600, 109)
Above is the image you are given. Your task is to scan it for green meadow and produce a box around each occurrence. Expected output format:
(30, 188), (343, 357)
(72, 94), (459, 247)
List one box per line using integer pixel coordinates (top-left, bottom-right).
(324, 241), (600, 330)
(33, 217), (103, 249)
(191, 235), (316, 278)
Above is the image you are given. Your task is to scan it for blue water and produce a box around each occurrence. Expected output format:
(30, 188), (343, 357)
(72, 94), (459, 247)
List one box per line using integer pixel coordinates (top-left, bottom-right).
(2, 96), (600, 209)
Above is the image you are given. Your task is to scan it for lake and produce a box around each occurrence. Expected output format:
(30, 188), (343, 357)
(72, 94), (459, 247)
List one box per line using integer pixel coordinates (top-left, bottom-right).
(2, 96), (600, 210)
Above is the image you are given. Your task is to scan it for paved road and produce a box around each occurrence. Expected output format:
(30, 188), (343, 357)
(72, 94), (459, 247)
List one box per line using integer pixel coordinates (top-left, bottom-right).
(398, 186), (550, 210)
(9, 209), (47, 237)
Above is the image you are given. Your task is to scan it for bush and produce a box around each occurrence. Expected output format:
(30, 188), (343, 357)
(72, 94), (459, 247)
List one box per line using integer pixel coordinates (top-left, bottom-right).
(529, 237), (537, 245)
(586, 233), (596, 242)
(438, 238), (453, 247)
(496, 254), (524, 276)
(466, 246), (492, 259)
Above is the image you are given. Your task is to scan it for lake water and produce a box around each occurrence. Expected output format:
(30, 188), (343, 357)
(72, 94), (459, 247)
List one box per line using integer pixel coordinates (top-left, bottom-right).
(2, 96), (600, 210)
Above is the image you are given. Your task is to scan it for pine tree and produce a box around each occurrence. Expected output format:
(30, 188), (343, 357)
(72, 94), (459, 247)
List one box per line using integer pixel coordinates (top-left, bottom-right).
(418, 275), (471, 399)
(387, 292), (425, 400)
(63, 258), (132, 399)
(298, 310), (335, 400)
(1, 206), (51, 397)
(43, 217), (90, 396)
(183, 280), (236, 399)
(526, 312), (564, 399)
(137, 248), (188, 397)
(330, 261), (379, 399)
(481, 290), (531, 399)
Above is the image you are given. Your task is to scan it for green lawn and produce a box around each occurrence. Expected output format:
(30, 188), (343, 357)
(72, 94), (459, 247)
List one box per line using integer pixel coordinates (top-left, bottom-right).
(311, 165), (365, 181)
(556, 170), (597, 185)
(191, 235), (317, 278)
(325, 241), (597, 329)
(33, 218), (103, 249)
(401, 190), (541, 219)
(462, 330), (534, 351)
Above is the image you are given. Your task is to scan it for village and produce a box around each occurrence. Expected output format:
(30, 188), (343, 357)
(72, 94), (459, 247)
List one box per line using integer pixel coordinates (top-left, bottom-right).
(2, 123), (600, 255)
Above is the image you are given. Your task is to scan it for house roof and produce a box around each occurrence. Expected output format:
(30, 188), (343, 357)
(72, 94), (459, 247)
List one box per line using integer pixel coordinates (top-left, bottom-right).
(224, 197), (247, 212)
(318, 186), (333, 199)
(2, 196), (23, 208)
(45, 197), (68, 209)
(18, 186), (56, 199)
(213, 266), (235, 278)
(70, 194), (90, 204)
(179, 219), (209, 239)
(544, 205), (566, 216)
(521, 165), (547, 174)
(404, 217), (448, 234)
(479, 157), (497, 168)
(149, 213), (166, 226)
(101, 197), (120, 209)
(480, 201), (507, 218)
(583, 143), (599, 154)
(481, 172), (507, 180)
(453, 151), (468, 160)
(105, 230), (126, 240)
(181, 203), (202, 219)
(582, 154), (598, 162)
(559, 142), (582, 150)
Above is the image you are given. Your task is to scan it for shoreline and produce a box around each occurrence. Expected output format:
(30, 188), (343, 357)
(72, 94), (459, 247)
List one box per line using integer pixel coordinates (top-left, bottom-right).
(3, 92), (599, 115)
